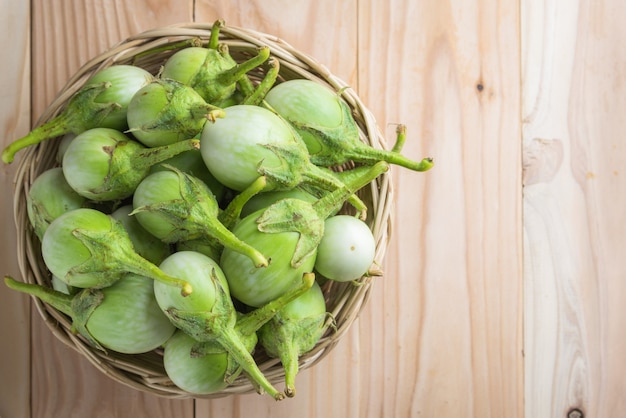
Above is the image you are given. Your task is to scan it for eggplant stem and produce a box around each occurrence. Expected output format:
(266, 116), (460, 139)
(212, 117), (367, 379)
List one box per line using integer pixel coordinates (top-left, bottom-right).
(235, 272), (315, 337)
(311, 161), (389, 220)
(131, 38), (202, 63)
(391, 124), (407, 153)
(219, 176), (268, 230)
(133, 139), (200, 172)
(242, 57), (280, 106)
(189, 103), (225, 123)
(206, 108), (226, 123)
(4, 276), (74, 317)
(205, 216), (269, 268)
(301, 164), (368, 218)
(110, 248), (194, 297)
(348, 141), (433, 172)
(208, 19), (225, 50)
(217, 327), (285, 401)
(71, 223), (193, 297)
(219, 46), (271, 87)
(2, 111), (72, 164)
(282, 342), (301, 398)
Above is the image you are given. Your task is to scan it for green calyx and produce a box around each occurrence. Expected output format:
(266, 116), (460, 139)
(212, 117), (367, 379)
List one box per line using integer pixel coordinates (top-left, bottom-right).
(234, 272), (316, 337)
(2, 82), (120, 164)
(258, 312), (327, 398)
(163, 269), (315, 401)
(164, 268), (237, 342)
(4, 277), (107, 351)
(165, 270), (315, 342)
(188, 337), (254, 387)
(161, 19), (271, 107)
(131, 165), (268, 267)
(86, 137), (201, 202)
(257, 141), (310, 190)
(69, 287), (107, 350)
(281, 97), (434, 172)
(27, 168), (87, 240)
(131, 164), (220, 243)
(127, 78), (224, 146)
(255, 136), (369, 217)
(256, 279), (328, 398)
(253, 161), (389, 268)
(256, 199), (323, 268)
(189, 45), (238, 103)
(190, 45), (271, 106)
(69, 216), (192, 296)
(285, 95), (356, 164)
(255, 111), (371, 217)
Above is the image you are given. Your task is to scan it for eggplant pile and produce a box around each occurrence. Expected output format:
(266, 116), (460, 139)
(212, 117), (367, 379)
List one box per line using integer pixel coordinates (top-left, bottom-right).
(2, 20), (432, 400)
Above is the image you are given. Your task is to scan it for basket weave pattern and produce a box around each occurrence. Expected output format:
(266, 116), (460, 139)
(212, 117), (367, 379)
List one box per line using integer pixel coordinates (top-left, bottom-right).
(13, 22), (394, 398)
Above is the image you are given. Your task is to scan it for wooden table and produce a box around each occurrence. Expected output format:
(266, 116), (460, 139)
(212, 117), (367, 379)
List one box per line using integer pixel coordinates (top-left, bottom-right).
(1, 1), (624, 417)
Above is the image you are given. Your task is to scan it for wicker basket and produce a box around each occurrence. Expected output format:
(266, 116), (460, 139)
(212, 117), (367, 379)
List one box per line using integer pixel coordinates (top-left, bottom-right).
(12, 21), (394, 398)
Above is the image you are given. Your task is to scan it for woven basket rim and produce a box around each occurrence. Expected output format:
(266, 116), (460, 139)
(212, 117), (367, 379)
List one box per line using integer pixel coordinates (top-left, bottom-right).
(13, 20), (395, 399)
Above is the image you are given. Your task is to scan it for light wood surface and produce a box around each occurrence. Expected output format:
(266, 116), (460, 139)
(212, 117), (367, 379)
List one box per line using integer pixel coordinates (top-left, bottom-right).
(522, 0), (626, 416)
(0, 2), (31, 418)
(0, 1), (623, 417)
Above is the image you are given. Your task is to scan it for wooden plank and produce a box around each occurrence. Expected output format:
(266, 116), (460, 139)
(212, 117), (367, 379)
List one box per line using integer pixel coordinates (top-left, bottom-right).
(195, 1), (524, 417)
(192, 2), (361, 416)
(26, 1), (196, 417)
(522, 0), (626, 416)
(0, 2), (32, 418)
(10, 1), (626, 417)
(356, 0), (523, 417)
(194, 1), (358, 87)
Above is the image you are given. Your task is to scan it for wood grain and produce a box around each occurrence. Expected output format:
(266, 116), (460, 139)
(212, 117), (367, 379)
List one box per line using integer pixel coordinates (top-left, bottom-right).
(195, 0), (358, 88)
(193, 3), (363, 416)
(196, 1), (524, 417)
(30, 0), (194, 118)
(0, 2), (32, 418)
(522, 0), (626, 416)
(26, 1), (195, 417)
(357, 1), (523, 417)
(2, 0), (626, 417)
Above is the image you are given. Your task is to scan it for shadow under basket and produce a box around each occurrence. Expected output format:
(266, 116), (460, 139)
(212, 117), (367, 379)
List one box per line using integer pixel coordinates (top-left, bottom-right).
(12, 21), (394, 399)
